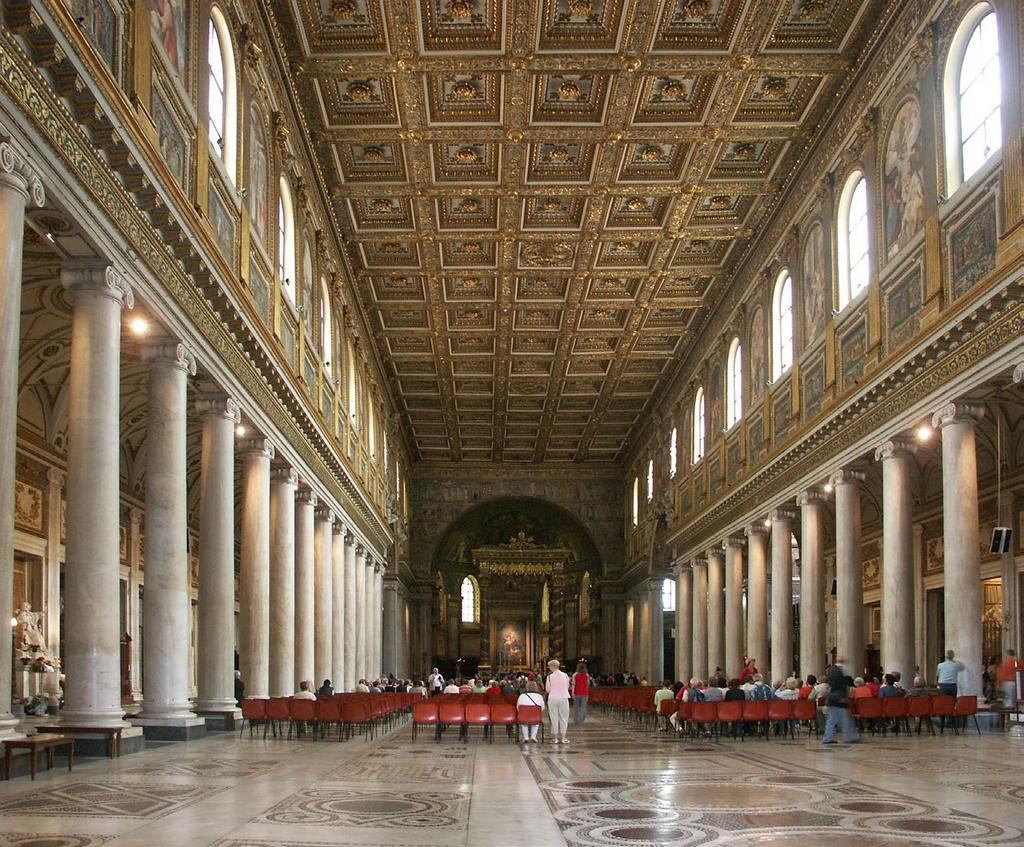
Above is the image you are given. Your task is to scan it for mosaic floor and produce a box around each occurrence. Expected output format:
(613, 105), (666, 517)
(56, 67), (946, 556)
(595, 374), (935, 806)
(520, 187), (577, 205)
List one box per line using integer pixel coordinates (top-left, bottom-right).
(0, 714), (1022, 846)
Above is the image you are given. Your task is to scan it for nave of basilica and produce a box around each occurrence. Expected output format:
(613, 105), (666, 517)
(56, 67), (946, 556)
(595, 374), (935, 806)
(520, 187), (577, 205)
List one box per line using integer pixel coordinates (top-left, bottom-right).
(0, 0), (1022, 844)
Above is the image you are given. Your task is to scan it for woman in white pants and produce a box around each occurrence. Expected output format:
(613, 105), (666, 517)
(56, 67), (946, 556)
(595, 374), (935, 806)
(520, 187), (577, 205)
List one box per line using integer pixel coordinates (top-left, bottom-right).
(516, 681), (545, 742)
(545, 659), (572, 744)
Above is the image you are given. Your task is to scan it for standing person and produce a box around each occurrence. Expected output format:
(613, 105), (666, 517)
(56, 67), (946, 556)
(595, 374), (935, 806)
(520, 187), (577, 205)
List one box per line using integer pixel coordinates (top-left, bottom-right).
(739, 658), (758, 684)
(823, 657), (860, 745)
(428, 667), (445, 696)
(545, 659), (572, 744)
(936, 650), (965, 697)
(234, 670), (245, 706)
(517, 681), (545, 743)
(571, 662), (591, 726)
(996, 649), (1022, 708)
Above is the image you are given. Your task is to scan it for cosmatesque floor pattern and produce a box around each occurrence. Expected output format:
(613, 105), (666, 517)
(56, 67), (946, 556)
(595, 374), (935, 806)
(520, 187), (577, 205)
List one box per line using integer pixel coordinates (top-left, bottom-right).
(0, 714), (1022, 846)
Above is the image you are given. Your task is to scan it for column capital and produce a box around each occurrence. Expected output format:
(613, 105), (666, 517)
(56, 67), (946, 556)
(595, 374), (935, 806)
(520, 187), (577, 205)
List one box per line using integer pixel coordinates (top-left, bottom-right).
(332, 521), (346, 536)
(745, 522), (769, 538)
(0, 141), (45, 206)
(932, 401), (984, 429)
(315, 506), (335, 524)
(140, 339), (197, 375)
(829, 468), (865, 487)
(61, 261), (134, 309)
(356, 543), (367, 556)
(46, 466), (65, 487)
(874, 438), (915, 462)
(270, 466), (298, 485)
(296, 488), (318, 507)
(374, 561), (385, 575)
(1014, 363), (1024, 385)
(196, 393), (241, 422)
(238, 437), (275, 460)
(796, 489), (829, 507)
(769, 507), (797, 523)
(345, 531), (357, 546)
(722, 534), (745, 549)
(706, 544), (724, 559)
(692, 555), (708, 568)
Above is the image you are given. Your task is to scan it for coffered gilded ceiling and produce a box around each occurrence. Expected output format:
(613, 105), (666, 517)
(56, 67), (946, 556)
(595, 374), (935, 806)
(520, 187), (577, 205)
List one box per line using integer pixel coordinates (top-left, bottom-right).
(275, 0), (884, 463)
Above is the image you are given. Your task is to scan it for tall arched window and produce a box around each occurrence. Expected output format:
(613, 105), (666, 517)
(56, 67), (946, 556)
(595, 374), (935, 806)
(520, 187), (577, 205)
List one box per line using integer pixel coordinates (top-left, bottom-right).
(837, 171), (869, 310)
(662, 577), (676, 612)
(320, 278), (333, 376)
(368, 401), (377, 457)
(669, 427), (678, 477)
(579, 572), (591, 624)
(347, 340), (358, 423)
(646, 458), (654, 502)
(277, 176), (296, 304)
(460, 576), (479, 624)
(631, 476), (639, 527)
(945, 5), (1001, 189)
(772, 271), (793, 380)
(207, 9), (237, 182)
(726, 337), (743, 428)
(692, 387), (705, 462)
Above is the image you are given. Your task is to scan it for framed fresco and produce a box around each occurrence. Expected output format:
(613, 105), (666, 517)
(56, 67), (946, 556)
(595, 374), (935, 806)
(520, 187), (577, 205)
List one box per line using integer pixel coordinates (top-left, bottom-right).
(746, 408), (764, 463)
(801, 351), (825, 421)
(838, 314), (868, 392)
(152, 78), (190, 190)
(72, 0), (119, 73)
(249, 257), (272, 325)
(801, 220), (829, 346)
(726, 437), (742, 485)
(882, 95), (926, 261)
(707, 447), (722, 496)
(492, 618), (531, 670)
(771, 382), (792, 443)
(949, 194), (997, 301)
(883, 264), (923, 352)
(207, 175), (236, 263)
(148, 0), (189, 82)
(748, 304), (766, 402)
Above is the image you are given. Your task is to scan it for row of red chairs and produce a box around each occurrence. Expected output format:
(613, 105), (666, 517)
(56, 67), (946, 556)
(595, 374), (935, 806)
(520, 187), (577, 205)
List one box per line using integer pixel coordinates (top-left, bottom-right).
(239, 693), (419, 741)
(411, 700), (543, 743)
(849, 694), (980, 735)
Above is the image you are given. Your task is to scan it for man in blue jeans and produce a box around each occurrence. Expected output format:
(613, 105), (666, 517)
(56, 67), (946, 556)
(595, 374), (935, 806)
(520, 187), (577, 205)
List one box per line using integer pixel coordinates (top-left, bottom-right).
(936, 650), (965, 697)
(823, 656), (860, 745)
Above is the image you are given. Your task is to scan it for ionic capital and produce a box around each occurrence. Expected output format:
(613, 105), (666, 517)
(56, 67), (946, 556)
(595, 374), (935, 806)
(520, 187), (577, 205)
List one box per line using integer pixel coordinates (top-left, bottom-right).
(270, 466), (298, 485)
(0, 142), (45, 206)
(745, 522), (769, 538)
(829, 468), (865, 488)
(374, 561), (385, 574)
(196, 394), (241, 423)
(140, 339), (197, 375)
(345, 531), (356, 546)
(315, 506), (335, 524)
(874, 438), (915, 462)
(60, 261), (134, 309)
(706, 545), (724, 561)
(356, 543), (366, 556)
(692, 555), (708, 569)
(1014, 363), (1024, 385)
(932, 401), (984, 429)
(238, 437), (274, 460)
(797, 489), (828, 507)
(769, 507), (797, 524)
(296, 488), (318, 507)
(46, 466), (65, 487)
(723, 534), (745, 550)
(332, 521), (346, 535)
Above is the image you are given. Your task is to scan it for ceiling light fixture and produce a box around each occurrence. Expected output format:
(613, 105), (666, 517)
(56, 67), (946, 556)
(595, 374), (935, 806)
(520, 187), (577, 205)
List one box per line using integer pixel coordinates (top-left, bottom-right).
(236, 425), (247, 438)
(916, 425), (933, 442)
(128, 316), (149, 336)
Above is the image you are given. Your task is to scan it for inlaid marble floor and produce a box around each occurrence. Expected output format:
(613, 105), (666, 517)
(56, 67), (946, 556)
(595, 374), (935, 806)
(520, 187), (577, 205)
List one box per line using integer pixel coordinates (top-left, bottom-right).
(0, 714), (1022, 846)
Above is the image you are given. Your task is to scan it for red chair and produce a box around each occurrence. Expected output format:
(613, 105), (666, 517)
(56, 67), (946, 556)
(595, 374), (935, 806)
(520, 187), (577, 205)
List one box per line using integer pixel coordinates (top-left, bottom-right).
(489, 703), (517, 742)
(880, 696), (909, 736)
(411, 700), (439, 742)
(658, 698), (677, 731)
(852, 696), (883, 733)
(690, 702), (718, 738)
(315, 697), (342, 739)
(792, 697), (818, 737)
(265, 696), (291, 738)
(674, 700), (693, 735)
(288, 698), (316, 739)
(239, 698), (267, 738)
(716, 700), (744, 740)
(741, 699), (770, 739)
(955, 695), (981, 735)
(906, 695), (933, 735)
(767, 699), (795, 738)
(517, 704), (544, 743)
(464, 703), (491, 742)
(930, 695), (956, 734)
(438, 702), (467, 742)
(341, 700), (374, 741)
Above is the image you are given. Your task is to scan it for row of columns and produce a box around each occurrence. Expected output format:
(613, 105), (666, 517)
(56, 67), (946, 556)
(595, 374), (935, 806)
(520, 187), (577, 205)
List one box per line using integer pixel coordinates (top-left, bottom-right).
(0, 145), (384, 733)
(675, 403), (989, 697)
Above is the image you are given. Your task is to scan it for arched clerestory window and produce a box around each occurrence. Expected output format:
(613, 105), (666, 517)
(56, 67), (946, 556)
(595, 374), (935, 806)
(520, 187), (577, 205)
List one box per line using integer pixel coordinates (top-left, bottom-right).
(277, 176), (296, 305)
(944, 4), (1001, 190)
(837, 171), (869, 311)
(320, 278), (333, 376)
(726, 337), (742, 428)
(662, 577), (676, 612)
(669, 426), (678, 477)
(692, 387), (705, 462)
(646, 458), (654, 502)
(631, 476), (639, 527)
(460, 575), (479, 624)
(207, 9), (237, 182)
(771, 270), (793, 380)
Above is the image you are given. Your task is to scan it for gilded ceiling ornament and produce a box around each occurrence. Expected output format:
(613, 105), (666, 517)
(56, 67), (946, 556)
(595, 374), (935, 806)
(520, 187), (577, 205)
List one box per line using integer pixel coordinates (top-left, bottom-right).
(708, 195), (731, 210)
(446, 0), (476, 19)
(660, 79), (688, 101)
(361, 145), (385, 162)
(542, 197), (563, 212)
(522, 241), (573, 266)
(557, 80), (583, 101)
(345, 81), (373, 101)
(625, 197), (649, 212)
(690, 239), (711, 251)
(567, 0), (594, 16)
(731, 142), (756, 161)
(546, 145), (572, 163)
(369, 198), (392, 213)
(457, 198), (480, 213)
(682, 0), (710, 19)
(797, 0), (830, 22)
(461, 277), (480, 288)
(454, 146), (481, 164)
(640, 145), (665, 162)
(760, 77), (790, 99)
(451, 80), (479, 100)
(330, 0), (358, 21)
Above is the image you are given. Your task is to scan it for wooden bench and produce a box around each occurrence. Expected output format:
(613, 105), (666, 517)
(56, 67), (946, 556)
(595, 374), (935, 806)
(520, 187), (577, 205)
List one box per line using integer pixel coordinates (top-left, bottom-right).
(34, 724), (123, 758)
(3, 734), (75, 780)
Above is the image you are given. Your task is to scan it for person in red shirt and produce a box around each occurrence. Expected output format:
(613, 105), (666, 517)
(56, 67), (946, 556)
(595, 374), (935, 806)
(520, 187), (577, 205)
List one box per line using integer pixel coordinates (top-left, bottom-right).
(996, 649), (1023, 708)
(739, 658), (758, 684)
(571, 662), (591, 726)
(799, 674), (817, 699)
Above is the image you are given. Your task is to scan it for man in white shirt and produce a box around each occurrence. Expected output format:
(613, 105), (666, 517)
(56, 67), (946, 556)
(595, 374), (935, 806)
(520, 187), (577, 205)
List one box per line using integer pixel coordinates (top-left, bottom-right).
(293, 680), (316, 700)
(443, 680), (460, 694)
(428, 667), (445, 695)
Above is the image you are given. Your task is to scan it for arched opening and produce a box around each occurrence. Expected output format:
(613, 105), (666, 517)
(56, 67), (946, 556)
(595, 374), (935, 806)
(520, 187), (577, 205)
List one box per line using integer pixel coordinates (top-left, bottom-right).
(726, 336), (742, 429)
(277, 175), (296, 305)
(207, 8), (237, 182)
(837, 170), (869, 311)
(692, 387), (705, 462)
(772, 270), (793, 380)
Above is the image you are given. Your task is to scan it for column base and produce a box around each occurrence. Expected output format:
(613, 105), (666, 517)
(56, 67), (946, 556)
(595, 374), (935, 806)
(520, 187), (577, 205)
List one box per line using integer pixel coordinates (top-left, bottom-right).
(0, 711), (24, 741)
(41, 723), (145, 757)
(130, 716), (208, 741)
(193, 707), (242, 732)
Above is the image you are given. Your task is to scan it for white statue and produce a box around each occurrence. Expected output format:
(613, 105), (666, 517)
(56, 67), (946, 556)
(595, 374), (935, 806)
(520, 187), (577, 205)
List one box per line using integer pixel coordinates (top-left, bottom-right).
(15, 601), (48, 656)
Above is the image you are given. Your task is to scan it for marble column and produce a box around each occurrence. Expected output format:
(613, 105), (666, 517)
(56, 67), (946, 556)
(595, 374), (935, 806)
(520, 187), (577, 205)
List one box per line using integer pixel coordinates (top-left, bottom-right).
(294, 488), (317, 689)
(0, 146), (43, 736)
(354, 545), (367, 683)
(371, 559), (382, 679)
(314, 508), (334, 686)
(706, 547), (725, 678)
(830, 469), (865, 671)
(770, 508), (796, 685)
(745, 523), (770, 676)
(675, 566), (692, 683)
(268, 468), (297, 696)
(875, 440), (917, 682)
(194, 396), (240, 714)
(344, 533), (358, 688)
(136, 341), (199, 728)
(691, 557), (708, 681)
(383, 576), (398, 678)
(648, 579), (665, 683)
(798, 490), (827, 678)
(239, 437), (274, 697)
(332, 523), (346, 689)
(60, 262), (133, 726)
(723, 536), (745, 678)
(933, 402), (985, 697)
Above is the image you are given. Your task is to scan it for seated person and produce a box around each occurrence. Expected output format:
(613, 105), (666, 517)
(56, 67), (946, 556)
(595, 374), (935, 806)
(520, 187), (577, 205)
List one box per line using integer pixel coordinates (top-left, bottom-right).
(317, 679), (334, 697)
(747, 673), (774, 701)
(653, 680), (675, 730)
(852, 677), (873, 698)
(294, 680), (317, 700)
(443, 679), (461, 694)
(799, 675), (816, 699)
(724, 678), (745, 701)
(879, 673), (903, 697)
(907, 675), (929, 697)
(866, 676), (881, 697)
(774, 678), (800, 700)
